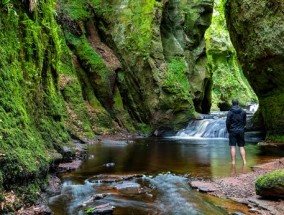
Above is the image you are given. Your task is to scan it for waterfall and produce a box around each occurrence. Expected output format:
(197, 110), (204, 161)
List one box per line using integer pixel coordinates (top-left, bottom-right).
(175, 115), (228, 138)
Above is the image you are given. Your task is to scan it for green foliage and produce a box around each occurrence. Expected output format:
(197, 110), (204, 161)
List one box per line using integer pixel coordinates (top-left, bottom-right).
(65, 31), (116, 114)
(58, 0), (90, 21)
(135, 123), (151, 134)
(266, 135), (284, 143)
(14, 177), (48, 204)
(61, 32), (116, 134)
(84, 207), (94, 214)
(1, 0), (10, 5)
(90, 0), (113, 17)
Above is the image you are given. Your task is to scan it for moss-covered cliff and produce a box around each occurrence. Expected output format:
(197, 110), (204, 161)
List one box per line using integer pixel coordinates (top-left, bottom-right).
(226, 0), (284, 141)
(206, 0), (257, 110)
(0, 0), (72, 208)
(56, 0), (214, 134)
(0, 0), (215, 210)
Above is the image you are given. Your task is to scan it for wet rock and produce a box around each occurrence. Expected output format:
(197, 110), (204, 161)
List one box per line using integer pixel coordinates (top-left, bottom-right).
(81, 194), (109, 207)
(113, 181), (141, 194)
(16, 204), (53, 215)
(93, 193), (108, 200)
(190, 181), (218, 192)
(48, 152), (63, 168)
(101, 140), (128, 146)
(85, 203), (114, 215)
(45, 176), (62, 195)
(231, 212), (245, 215)
(88, 174), (143, 184)
(62, 146), (75, 162)
(57, 160), (82, 172)
(103, 163), (115, 167)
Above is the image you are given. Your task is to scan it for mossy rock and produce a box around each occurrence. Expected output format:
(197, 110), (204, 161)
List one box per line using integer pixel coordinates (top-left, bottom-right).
(255, 169), (284, 198)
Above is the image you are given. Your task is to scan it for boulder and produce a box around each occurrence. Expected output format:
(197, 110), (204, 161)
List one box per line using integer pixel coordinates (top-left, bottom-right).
(255, 169), (284, 198)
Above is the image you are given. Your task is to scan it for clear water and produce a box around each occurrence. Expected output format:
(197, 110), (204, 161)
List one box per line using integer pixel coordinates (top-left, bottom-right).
(48, 137), (284, 215)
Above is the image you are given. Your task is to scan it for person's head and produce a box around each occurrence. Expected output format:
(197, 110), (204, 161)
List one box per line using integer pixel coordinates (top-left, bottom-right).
(232, 98), (239, 106)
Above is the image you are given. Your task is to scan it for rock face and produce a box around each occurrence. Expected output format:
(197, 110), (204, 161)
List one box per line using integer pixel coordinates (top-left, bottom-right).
(57, 0), (214, 134)
(225, 0), (284, 140)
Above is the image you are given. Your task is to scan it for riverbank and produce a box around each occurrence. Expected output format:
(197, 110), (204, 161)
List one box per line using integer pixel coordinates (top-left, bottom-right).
(190, 158), (284, 215)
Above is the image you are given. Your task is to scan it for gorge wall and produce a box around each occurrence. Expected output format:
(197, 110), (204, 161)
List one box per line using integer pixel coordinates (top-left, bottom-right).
(226, 0), (284, 141)
(57, 0), (214, 135)
(0, 0), (214, 209)
(206, 0), (257, 111)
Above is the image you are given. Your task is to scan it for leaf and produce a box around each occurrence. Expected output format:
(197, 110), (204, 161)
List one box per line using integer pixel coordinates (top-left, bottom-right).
(1, 0), (10, 5)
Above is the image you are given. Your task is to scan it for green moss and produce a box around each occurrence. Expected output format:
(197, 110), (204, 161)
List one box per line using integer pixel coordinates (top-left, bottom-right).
(256, 169), (284, 194)
(162, 57), (190, 98)
(92, 0), (155, 60)
(73, 63), (116, 134)
(112, 86), (136, 132)
(260, 93), (284, 139)
(61, 75), (95, 139)
(65, 32), (115, 109)
(65, 33), (106, 73)
(0, 0), (71, 206)
(135, 123), (151, 135)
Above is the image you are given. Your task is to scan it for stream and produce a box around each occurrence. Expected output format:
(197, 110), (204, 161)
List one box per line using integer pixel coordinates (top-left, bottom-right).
(48, 136), (284, 214)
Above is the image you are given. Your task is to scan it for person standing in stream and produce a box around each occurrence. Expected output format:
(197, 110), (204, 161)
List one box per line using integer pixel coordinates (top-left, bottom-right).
(226, 98), (247, 165)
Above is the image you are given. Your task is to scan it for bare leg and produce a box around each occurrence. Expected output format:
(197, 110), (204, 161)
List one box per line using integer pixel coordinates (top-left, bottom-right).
(231, 146), (236, 165)
(240, 147), (246, 165)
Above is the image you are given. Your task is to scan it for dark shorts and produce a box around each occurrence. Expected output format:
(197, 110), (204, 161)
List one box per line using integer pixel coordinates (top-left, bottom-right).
(229, 132), (245, 147)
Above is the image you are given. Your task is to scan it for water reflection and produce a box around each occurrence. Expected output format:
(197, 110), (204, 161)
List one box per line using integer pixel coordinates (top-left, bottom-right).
(72, 138), (282, 179)
(49, 138), (284, 214)
(230, 164), (247, 176)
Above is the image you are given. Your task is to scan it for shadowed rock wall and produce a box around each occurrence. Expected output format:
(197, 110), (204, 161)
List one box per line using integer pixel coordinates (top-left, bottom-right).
(226, 0), (284, 141)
